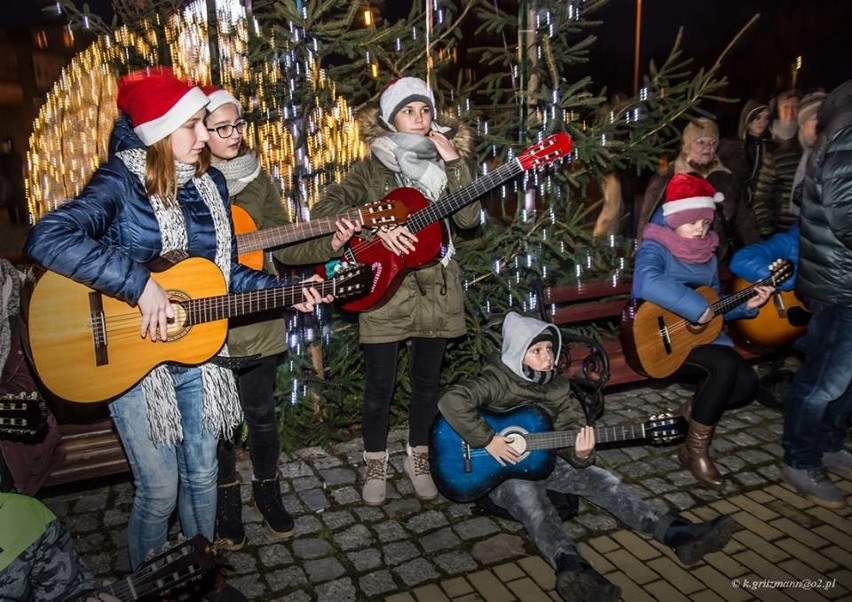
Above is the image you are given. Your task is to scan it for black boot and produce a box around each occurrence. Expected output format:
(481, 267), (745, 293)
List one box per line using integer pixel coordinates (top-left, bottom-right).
(554, 555), (621, 602)
(252, 478), (295, 537)
(663, 515), (738, 565)
(215, 482), (245, 550)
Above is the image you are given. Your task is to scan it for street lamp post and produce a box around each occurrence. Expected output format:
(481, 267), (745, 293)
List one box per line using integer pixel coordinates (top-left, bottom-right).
(633, 0), (642, 95)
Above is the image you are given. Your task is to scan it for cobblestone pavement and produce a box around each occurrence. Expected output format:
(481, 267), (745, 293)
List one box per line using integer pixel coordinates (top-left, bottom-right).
(41, 381), (852, 601)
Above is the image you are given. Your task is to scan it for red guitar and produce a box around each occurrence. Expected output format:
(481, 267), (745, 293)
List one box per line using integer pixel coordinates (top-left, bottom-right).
(325, 132), (573, 312)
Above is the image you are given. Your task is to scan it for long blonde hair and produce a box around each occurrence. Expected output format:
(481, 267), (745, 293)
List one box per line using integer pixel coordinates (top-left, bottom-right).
(145, 137), (210, 204)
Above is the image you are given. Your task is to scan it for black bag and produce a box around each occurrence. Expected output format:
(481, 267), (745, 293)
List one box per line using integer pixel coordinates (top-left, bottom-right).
(472, 488), (580, 522)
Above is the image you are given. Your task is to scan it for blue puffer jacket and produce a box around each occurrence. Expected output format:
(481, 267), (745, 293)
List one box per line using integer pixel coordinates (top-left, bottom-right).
(632, 208), (755, 347)
(729, 223), (798, 292)
(25, 115), (279, 303)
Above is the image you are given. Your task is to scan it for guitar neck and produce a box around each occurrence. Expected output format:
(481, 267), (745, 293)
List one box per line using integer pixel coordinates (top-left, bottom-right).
(525, 423), (647, 451)
(103, 575), (144, 601)
(710, 273), (774, 317)
(405, 159), (522, 234)
(236, 208), (361, 254)
(183, 280), (338, 325)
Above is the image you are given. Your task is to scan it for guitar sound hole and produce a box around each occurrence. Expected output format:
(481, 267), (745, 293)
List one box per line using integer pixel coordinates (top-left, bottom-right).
(500, 428), (529, 457)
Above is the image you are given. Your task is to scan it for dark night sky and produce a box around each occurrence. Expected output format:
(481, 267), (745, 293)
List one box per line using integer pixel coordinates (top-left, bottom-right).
(5, 1), (849, 132)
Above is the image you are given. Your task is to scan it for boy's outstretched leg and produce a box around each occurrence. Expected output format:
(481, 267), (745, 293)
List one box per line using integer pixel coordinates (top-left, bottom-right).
(554, 554), (621, 602)
(659, 514), (738, 565)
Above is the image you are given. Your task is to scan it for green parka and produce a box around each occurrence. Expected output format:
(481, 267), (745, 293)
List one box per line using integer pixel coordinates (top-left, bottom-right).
(280, 108), (481, 344)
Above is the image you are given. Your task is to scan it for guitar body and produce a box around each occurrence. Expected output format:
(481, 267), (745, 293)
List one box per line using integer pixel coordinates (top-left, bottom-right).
(231, 205), (263, 270)
(25, 257), (229, 403)
(621, 287), (723, 379)
(728, 277), (808, 349)
(335, 187), (445, 313)
(430, 406), (556, 502)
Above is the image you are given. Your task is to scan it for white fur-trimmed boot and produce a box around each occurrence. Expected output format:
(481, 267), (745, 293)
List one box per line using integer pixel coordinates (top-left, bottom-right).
(403, 444), (438, 501)
(362, 450), (389, 506)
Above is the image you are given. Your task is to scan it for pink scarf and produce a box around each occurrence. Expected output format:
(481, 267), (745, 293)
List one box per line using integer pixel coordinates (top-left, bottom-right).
(642, 223), (719, 264)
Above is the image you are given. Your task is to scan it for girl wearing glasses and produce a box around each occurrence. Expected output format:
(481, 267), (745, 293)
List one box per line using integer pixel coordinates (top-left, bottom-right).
(202, 87), (359, 549)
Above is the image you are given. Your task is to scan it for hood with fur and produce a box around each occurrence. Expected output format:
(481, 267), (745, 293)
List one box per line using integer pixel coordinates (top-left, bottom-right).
(737, 99), (770, 140)
(501, 312), (562, 382)
(357, 106), (476, 161)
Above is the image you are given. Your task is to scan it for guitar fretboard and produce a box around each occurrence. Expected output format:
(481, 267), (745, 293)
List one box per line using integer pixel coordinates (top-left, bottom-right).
(405, 159), (523, 234)
(525, 423), (647, 451)
(711, 268), (786, 317)
(236, 208), (361, 254)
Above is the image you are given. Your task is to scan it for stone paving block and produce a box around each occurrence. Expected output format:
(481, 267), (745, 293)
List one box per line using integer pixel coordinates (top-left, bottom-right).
(729, 493), (782, 522)
(266, 565), (308, 590)
(827, 568), (852, 595)
(467, 569), (515, 602)
(587, 534), (620, 554)
(304, 557), (346, 583)
(807, 506), (852, 534)
(691, 564), (751, 601)
(470, 534), (526, 565)
(603, 548), (660, 585)
(492, 562), (524, 582)
(576, 542), (616, 574)
(346, 547), (382, 573)
(610, 530), (661, 561)
(360, 569), (398, 599)
(384, 593), (416, 602)
(321, 509), (355, 530)
(644, 578), (691, 602)
(733, 518), (788, 555)
(270, 589), (311, 602)
(292, 537), (332, 559)
(412, 583), (451, 602)
(734, 550), (798, 584)
(504, 576), (551, 602)
(440, 576), (475, 597)
(703, 550), (750, 579)
(434, 550), (478, 575)
(768, 517), (830, 549)
(393, 557), (440, 587)
(517, 555), (556, 591)
(420, 526), (461, 553)
(813, 525), (852, 551)
(315, 577), (356, 601)
(296, 487), (330, 511)
(333, 523), (374, 551)
(406, 509), (449, 534)
(764, 484), (815, 509)
(689, 590), (727, 602)
(374, 520), (408, 543)
(317, 467), (356, 485)
(231, 573), (270, 599)
(383, 541), (421, 567)
(778, 559), (840, 602)
(772, 537), (838, 573)
(646, 556), (705, 595)
(606, 571), (657, 602)
(454, 516), (501, 540)
(709, 499), (741, 515)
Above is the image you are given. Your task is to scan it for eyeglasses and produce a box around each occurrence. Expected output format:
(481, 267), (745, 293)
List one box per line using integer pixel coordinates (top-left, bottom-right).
(693, 138), (718, 148)
(207, 120), (248, 139)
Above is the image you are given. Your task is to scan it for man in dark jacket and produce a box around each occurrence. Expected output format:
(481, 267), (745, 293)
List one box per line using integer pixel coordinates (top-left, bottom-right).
(437, 312), (737, 602)
(782, 79), (852, 509)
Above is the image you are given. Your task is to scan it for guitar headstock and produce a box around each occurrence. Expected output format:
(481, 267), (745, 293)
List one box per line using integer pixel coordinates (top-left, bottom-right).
(517, 132), (574, 171)
(359, 199), (409, 228)
(331, 263), (373, 301)
(768, 259), (794, 288)
(644, 412), (686, 445)
(0, 392), (47, 441)
(128, 534), (215, 598)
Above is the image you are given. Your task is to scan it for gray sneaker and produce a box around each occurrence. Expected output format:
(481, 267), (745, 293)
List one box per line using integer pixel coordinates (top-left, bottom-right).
(782, 465), (847, 509)
(822, 448), (852, 478)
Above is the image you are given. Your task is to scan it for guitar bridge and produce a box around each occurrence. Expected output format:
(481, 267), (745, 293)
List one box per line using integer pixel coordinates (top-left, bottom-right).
(462, 441), (472, 473)
(89, 291), (109, 366)
(657, 315), (672, 355)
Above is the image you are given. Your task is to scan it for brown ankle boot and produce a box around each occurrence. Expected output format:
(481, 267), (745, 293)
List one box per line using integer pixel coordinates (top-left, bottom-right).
(678, 419), (724, 488)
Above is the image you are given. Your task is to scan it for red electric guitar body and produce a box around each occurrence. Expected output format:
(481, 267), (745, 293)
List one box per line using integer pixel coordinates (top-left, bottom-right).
(328, 132), (574, 312)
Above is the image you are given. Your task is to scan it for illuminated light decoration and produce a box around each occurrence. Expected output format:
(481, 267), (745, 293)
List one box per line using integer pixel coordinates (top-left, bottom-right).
(27, 0), (365, 222)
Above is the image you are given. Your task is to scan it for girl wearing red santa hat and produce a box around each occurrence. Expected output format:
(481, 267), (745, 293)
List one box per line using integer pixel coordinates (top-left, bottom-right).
(25, 67), (330, 573)
(630, 173), (774, 488)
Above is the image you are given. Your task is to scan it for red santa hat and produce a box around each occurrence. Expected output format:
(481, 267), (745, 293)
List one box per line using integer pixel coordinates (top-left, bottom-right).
(117, 67), (209, 146)
(379, 76), (436, 129)
(662, 173), (724, 229)
(202, 85), (243, 116)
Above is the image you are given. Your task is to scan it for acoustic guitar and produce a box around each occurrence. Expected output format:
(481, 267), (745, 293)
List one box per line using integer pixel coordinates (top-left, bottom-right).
(430, 405), (684, 502)
(620, 260), (793, 379)
(323, 132), (574, 312)
(23, 258), (371, 403)
(728, 277), (809, 350)
(232, 198), (408, 269)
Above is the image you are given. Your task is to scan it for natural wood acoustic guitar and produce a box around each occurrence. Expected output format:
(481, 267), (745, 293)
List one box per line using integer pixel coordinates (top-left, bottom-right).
(23, 258), (370, 403)
(321, 132), (574, 312)
(232, 198), (408, 269)
(728, 277), (809, 350)
(620, 260), (793, 379)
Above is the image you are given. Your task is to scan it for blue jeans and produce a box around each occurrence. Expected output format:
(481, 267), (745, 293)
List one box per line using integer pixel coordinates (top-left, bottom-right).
(783, 299), (852, 468)
(489, 458), (672, 565)
(110, 366), (218, 569)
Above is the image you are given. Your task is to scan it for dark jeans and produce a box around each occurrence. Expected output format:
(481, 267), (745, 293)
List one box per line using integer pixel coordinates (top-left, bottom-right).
(218, 356), (280, 483)
(362, 338), (447, 452)
(490, 458), (673, 565)
(784, 299), (852, 468)
(674, 344), (758, 426)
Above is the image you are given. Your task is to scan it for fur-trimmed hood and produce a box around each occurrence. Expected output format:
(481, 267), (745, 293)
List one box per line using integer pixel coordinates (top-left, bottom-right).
(357, 106), (476, 161)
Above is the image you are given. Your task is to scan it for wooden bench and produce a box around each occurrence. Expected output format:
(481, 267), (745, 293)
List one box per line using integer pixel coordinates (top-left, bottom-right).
(541, 276), (760, 389)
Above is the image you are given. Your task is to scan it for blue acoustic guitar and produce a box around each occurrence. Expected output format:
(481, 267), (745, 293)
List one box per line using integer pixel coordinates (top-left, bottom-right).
(430, 405), (685, 502)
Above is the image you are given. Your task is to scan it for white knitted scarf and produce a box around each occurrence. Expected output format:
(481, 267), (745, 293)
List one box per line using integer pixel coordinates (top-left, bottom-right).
(117, 148), (242, 445)
(214, 151), (262, 196)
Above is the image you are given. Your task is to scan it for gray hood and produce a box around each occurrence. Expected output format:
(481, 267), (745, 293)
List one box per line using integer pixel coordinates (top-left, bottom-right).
(501, 312), (562, 382)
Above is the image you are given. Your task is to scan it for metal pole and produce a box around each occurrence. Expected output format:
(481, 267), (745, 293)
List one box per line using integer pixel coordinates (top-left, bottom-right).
(633, 0), (642, 95)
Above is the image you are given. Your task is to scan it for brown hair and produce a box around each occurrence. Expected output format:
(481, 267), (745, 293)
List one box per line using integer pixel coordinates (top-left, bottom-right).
(144, 137), (210, 204)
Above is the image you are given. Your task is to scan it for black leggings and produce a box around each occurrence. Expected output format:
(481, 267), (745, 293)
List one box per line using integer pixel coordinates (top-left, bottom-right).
(362, 338), (447, 452)
(674, 344), (758, 426)
(217, 356), (280, 484)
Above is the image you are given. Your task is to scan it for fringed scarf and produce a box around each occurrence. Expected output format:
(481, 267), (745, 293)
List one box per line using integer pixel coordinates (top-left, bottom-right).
(116, 148), (242, 445)
(371, 132), (456, 265)
(213, 151), (262, 197)
(642, 223), (719, 264)
(0, 258), (21, 374)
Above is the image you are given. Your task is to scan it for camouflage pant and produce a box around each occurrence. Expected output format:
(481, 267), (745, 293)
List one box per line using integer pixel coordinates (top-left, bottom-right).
(0, 519), (95, 601)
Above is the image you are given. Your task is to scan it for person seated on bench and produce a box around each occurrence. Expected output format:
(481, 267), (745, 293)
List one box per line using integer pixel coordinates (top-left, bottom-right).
(437, 311), (738, 602)
(631, 173), (774, 488)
